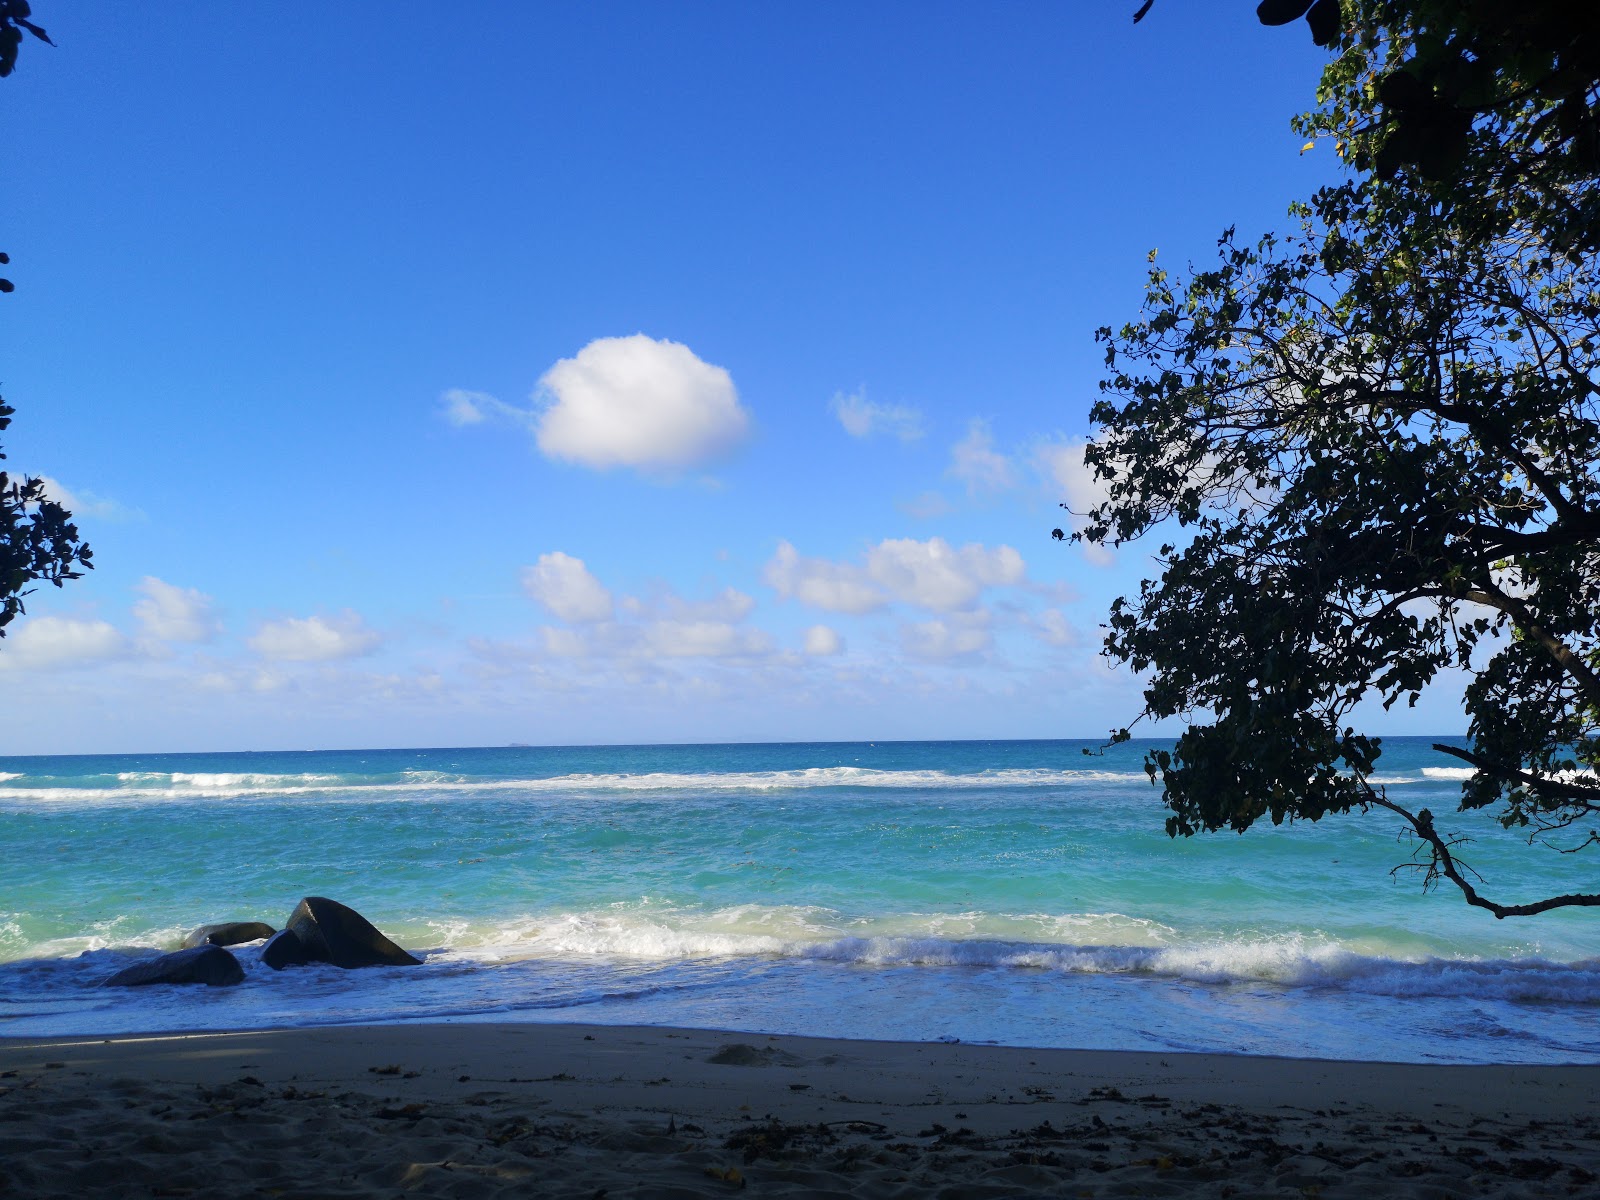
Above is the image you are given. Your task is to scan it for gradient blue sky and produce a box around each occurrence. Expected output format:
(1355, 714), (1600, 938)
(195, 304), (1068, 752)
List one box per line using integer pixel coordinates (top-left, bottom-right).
(0, 3), (1469, 753)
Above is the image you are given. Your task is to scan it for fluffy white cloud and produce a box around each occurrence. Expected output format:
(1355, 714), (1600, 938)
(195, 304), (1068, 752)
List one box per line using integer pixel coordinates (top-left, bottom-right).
(948, 420), (1017, 494)
(521, 552), (614, 623)
(901, 616), (993, 661)
(1035, 440), (1115, 565)
(765, 537), (1026, 613)
(865, 537), (1024, 610)
(0, 615), (129, 670)
(763, 541), (886, 614)
(803, 624), (843, 655)
(133, 577), (219, 643)
(249, 612), (381, 662)
(831, 390), (922, 441)
(535, 335), (749, 472)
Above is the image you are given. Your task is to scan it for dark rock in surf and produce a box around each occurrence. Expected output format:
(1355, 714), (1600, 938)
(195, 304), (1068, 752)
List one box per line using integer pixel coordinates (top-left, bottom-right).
(260, 929), (309, 970)
(104, 945), (245, 988)
(283, 896), (421, 969)
(181, 921), (276, 949)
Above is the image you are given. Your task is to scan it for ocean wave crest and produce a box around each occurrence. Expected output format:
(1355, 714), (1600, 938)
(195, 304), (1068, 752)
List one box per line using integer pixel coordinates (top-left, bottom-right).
(0, 765), (1152, 807)
(413, 906), (1600, 1005)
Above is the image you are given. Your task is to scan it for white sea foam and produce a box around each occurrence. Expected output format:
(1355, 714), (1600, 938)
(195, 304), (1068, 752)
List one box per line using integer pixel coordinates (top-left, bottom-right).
(0, 765), (1152, 808)
(400, 905), (1600, 1005)
(1417, 765), (1598, 784)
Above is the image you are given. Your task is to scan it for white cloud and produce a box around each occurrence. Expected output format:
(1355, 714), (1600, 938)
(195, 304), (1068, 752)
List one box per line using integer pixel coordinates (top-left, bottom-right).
(865, 537), (1025, 610)
(1031, 608), (1079, 647)
(642, 620), (773, 659)
(133, 577), (219, 643)
(803, 624), (843, 655)
(0, 615), (129, 670)
(527, 579), (773, 662)
(1036, 439), (1111, 515)
(249, 612), (381, 662)
(622, 585), (754, 624)
(535, 335), (750, 473)
(831, 390), (922, 441)
(441, 389), (492, 426)
(1035, 439), (1115, 565)
(763, 541), (886, 614)
(765, 537), (1026, 613)
(34, 476), (143, 522)
(540, 626), (589, 657)
(438, 388), (541, 430)
(521, 552), (614, 623)
(948, 420), (1017, 494)
(901, 616), (993, 662)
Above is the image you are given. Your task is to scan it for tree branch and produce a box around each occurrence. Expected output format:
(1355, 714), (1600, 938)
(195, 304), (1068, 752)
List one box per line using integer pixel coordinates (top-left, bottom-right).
(1429, 742), (1600, 806)
(1363, 788), (1600, 918)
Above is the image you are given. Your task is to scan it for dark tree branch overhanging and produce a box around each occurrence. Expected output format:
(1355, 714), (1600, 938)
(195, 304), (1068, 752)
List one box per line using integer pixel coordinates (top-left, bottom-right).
(1082, 1), (1600, 916)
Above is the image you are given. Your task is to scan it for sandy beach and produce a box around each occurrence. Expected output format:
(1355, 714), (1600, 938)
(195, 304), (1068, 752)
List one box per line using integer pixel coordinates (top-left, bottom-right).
(3, 1023), (1598, 1198)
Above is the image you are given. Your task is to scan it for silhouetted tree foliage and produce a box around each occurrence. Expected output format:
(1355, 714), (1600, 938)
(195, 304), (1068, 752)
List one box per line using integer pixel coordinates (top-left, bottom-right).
(1141, 2), (1600, 243)
(0, 1), (51, 295)
(1088, 1), (1600, 916)
(0, 4), (88, 638)
(1, 397), (92, 636)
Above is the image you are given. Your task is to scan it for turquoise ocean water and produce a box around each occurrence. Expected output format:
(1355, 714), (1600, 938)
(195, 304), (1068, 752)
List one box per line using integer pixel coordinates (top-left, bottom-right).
(1, 738), (1596, 1062)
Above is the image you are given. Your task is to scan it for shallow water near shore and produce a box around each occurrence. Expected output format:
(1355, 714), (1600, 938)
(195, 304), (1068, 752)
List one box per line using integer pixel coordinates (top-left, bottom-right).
(2, 737), (1597, 1062)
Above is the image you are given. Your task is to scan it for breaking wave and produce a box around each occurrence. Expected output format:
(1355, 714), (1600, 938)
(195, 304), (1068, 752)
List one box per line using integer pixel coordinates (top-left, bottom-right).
(0, 765), (1158, 807)
(376, 906), (1600, 1005)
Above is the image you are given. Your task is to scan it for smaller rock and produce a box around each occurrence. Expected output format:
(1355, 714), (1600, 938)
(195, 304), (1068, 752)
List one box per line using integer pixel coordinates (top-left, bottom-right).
(260, 929), (309, 971)
(104, 945), (244, 988)
(181, 921), (276, 949)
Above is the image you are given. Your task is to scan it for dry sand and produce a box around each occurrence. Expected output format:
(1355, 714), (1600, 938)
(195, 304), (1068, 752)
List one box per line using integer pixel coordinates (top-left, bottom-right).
(3, 1021), (1598, 1197)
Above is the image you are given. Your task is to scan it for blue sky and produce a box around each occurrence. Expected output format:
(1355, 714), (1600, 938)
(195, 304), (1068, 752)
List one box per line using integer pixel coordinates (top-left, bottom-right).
(0, 3), (1470, 753)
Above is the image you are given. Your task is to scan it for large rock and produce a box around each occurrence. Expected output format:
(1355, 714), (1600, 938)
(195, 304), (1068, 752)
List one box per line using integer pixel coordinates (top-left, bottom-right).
(283, 896), (420, 968)
(181, 921), (276, 949)
(104, 945), (245, 988)
(259, 929), (309, 970)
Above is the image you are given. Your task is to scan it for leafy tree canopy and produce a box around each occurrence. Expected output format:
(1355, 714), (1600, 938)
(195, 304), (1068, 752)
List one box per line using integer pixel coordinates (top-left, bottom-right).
(1, 4), (89, 637)
(1084, 0), (1600, 916)
(1, 397), (93, 636)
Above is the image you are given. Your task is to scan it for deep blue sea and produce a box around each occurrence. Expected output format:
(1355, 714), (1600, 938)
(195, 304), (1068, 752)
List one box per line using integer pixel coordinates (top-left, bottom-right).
(1, 738), (1596, 1062)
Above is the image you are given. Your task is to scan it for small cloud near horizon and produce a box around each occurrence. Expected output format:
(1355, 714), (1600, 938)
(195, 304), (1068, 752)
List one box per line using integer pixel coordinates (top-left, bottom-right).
(249, 611), (382, 662)
(0, 614), (131, 671)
